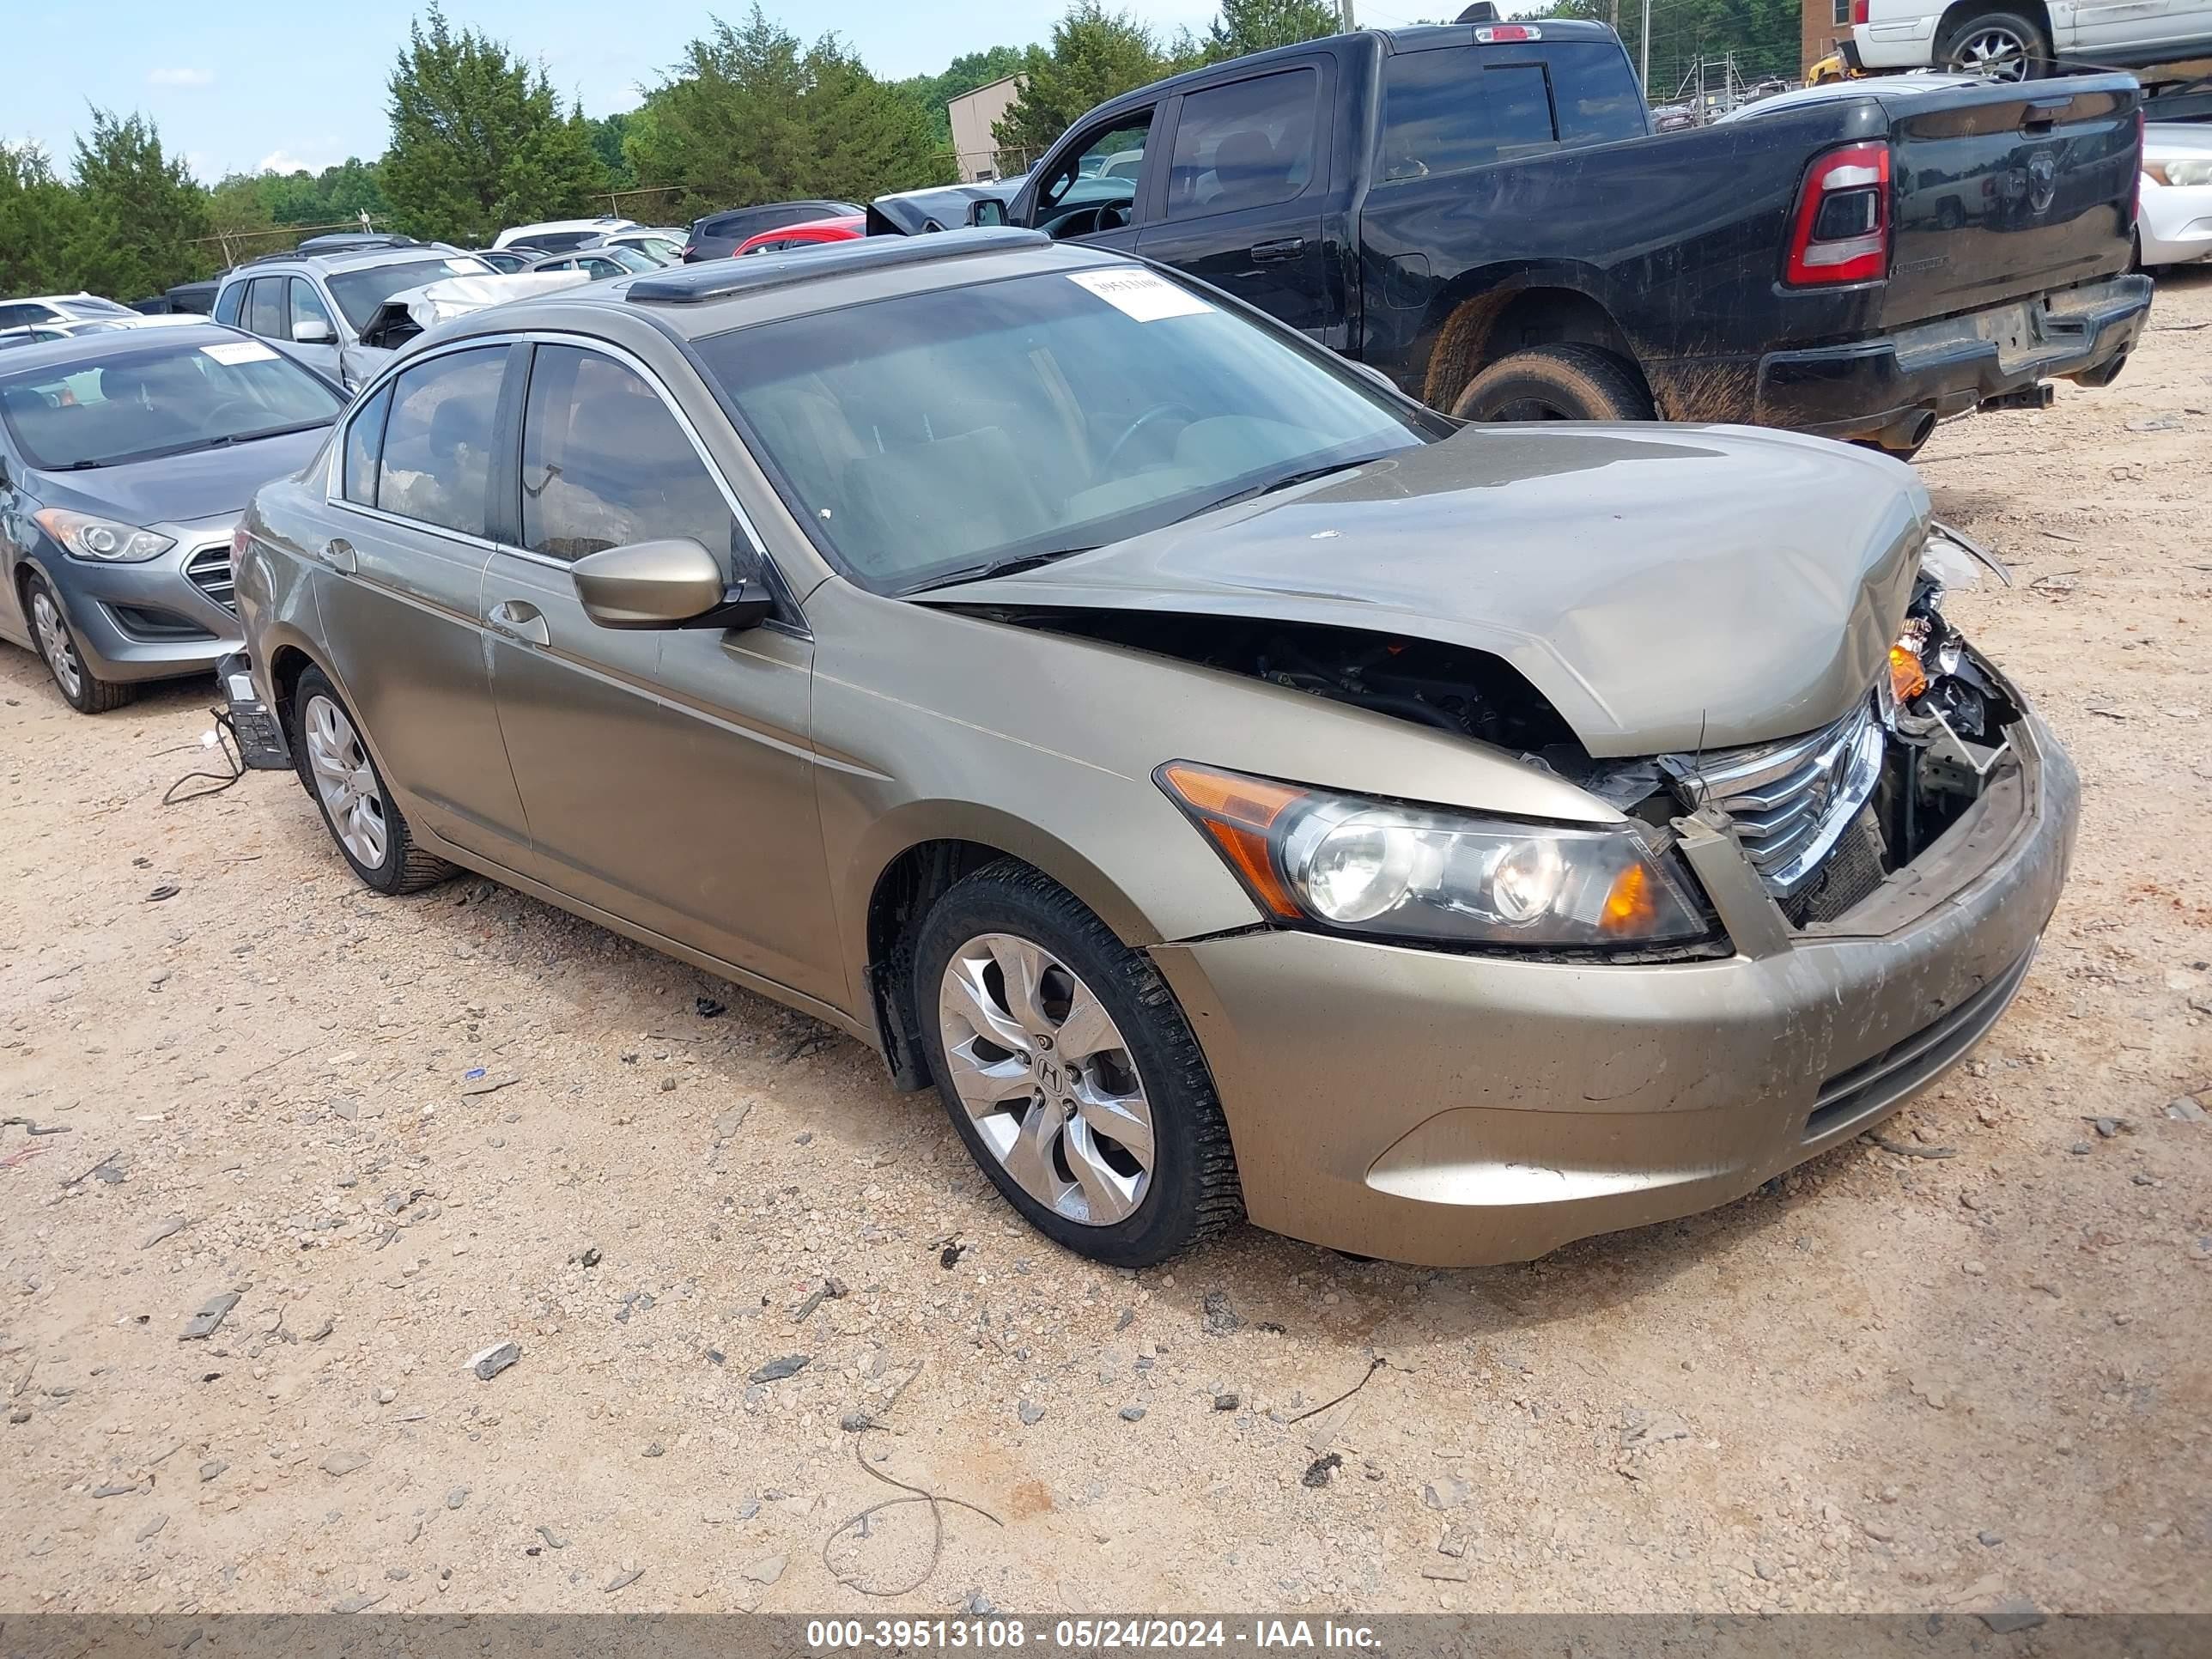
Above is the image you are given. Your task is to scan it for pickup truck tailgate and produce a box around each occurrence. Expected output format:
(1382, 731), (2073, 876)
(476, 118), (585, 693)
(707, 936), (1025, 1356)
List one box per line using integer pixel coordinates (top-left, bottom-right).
(1882, 79), (2139, 331)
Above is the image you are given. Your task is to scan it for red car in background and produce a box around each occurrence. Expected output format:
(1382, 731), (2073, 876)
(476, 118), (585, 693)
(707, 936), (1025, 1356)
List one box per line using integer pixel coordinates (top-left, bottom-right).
(734, 215), (866, 256)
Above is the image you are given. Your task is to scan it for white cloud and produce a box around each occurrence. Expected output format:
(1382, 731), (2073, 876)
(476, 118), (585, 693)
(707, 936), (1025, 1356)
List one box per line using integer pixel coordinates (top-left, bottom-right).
(258, 150), (325, 176)
(148, 67), (215, 88)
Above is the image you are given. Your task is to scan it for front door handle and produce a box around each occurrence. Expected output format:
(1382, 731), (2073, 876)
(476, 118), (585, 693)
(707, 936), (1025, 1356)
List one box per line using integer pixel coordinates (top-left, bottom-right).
(488, 599), (550, 647)
(1250, 236), (1307, 263)
(321, 538), (356, 573)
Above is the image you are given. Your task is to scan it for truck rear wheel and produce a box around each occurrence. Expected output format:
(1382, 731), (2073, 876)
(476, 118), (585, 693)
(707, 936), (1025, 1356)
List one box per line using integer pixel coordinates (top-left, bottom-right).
(1451, 343), (1656, 423)
(1939, 10), (2049, 79)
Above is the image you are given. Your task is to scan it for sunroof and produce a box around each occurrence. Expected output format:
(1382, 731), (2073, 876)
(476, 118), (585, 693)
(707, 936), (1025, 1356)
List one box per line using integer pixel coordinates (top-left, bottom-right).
(625, 228), (1054, 305)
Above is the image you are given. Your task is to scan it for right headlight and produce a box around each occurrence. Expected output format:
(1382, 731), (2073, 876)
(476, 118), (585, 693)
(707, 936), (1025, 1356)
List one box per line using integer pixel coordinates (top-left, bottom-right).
(2145, 159), (2212, 189)
(1157, 762), (1713, 951)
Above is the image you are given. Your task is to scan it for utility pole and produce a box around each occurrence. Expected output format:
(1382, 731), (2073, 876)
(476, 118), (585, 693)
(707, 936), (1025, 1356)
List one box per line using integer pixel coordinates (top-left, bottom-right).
(1639, 0), (1652, 90)
(1340, 0), (1356, 30)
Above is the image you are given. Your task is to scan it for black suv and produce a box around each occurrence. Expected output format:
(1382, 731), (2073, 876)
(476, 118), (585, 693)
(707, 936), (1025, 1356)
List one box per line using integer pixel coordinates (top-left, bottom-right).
(681, 200), (863, 262)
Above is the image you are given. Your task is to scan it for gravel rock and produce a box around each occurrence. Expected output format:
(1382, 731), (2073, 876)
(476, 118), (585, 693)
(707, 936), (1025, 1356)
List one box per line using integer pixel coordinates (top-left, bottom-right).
(445, 1486), (467, 1510)
(1978, 1529), (2004, 1547)
(1980, 1600), (2045, 1634)
(1423, 1476), (1472, 1511)
(179, 1291), (240, 1341)
(1119, 1405), (1146, 1422)
(1018, 1400), (1046, 1426)
(748, 1354), (811, 1384)
(199, 1460), (227, 1482)
(321, 1451), (369, 1477)
(136, 1513), (167, 1541)
(139, 1217), (186, 1250)
(2166, 1097), (2206, 1123)
(1200, 1291), (1242, 1336)
(603, 1569), (643, 1594)
(467, 1341), (521, 1381)
(741, 1552), (787, 1585)
(1212, 1392), (1240, 1412)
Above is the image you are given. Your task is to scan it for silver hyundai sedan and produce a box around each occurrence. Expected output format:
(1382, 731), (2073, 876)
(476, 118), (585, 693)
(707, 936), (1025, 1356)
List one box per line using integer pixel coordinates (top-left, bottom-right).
(226, 231), (2075, 1267)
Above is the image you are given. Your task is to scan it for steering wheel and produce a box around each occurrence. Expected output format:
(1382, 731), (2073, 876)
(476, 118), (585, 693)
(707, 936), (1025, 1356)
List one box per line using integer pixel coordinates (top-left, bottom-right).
(1102, 401), (1196, 474)
(1096, 199), (1131, 233)
(201, 398), (267, 431)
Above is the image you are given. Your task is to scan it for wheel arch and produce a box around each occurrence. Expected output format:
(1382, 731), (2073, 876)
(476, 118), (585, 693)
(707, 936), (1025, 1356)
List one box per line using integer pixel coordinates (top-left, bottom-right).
(1419, 272), (1649, 411)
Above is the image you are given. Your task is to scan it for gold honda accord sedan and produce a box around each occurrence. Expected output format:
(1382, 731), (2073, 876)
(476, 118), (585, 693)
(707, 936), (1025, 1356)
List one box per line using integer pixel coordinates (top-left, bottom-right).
(224, 230), (2076, 1267)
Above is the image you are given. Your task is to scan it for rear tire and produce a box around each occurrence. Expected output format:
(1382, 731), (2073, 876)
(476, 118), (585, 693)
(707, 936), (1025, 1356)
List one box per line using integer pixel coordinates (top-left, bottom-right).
(24, 574), (133, 714)
(1940, 9), (2049, 79)
(912, 860), (1242, 1267)
(289, 665), (453, 896)
(1452, 343), (1657, 423)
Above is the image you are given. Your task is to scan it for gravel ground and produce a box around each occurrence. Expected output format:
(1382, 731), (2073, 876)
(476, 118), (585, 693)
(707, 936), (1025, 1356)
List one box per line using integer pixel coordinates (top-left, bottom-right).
(2, 266), (2208, 1620)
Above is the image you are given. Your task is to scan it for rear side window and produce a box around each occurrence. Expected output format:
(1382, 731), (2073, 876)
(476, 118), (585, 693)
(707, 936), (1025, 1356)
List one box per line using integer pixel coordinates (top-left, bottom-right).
(213, 283), (245, 326)
(0, 303), (42, 330)
(343, 383), (392, 507)
(244, 278), (286, 338)
(1166, 68), (1322, 221)
(375, 346), (506, 538)
(1380, 41), (1646, 180)
(518, 344), (736, 562)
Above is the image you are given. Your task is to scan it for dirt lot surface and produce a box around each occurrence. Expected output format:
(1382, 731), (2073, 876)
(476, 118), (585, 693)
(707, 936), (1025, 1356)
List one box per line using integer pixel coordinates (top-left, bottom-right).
(3, 268), (2209, 1621)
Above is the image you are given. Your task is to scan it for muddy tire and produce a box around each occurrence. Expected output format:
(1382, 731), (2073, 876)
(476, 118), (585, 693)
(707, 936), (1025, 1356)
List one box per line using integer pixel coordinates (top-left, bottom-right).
(1939, 9), (2049, 79)
(1451, 343), (1656, 423)
(912, 859), (1242, 1267)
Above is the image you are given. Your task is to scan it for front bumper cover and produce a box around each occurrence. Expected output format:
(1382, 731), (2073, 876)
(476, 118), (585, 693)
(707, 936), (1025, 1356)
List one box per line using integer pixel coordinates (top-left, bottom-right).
(1754, 272), (2152, 443)
(1147, 700), (2078, 1267)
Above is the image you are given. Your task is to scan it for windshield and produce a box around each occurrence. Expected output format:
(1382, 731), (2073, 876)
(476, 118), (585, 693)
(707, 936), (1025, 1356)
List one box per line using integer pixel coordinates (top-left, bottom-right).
(693, 264), (1435, 592)
(58, 297), (136, 319)
(326, 256), (492, 329)
(0, 337), (344, 470)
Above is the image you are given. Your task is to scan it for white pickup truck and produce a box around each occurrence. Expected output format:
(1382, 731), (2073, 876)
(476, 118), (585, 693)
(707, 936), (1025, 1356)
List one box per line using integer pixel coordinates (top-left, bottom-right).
(1849, 0), (2212, 79)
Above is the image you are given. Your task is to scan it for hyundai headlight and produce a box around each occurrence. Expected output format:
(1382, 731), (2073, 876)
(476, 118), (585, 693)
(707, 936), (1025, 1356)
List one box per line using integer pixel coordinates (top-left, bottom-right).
(2146, 158), (2212, 188)
(1157, 763), (1712, 950)
(33, 508), (173, 564)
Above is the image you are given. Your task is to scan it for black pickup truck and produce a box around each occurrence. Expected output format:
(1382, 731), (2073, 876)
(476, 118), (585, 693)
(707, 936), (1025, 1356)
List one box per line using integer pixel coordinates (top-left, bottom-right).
(878, 22), (2150, 454)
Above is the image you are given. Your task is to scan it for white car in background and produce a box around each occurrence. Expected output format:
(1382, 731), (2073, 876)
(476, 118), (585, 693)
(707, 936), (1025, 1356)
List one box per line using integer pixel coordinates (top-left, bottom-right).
(0, 293), (138, 331)
(1850, 0), (2212, 78)
(2141, 122), (2212, 266)
(490, 216), (641, 253)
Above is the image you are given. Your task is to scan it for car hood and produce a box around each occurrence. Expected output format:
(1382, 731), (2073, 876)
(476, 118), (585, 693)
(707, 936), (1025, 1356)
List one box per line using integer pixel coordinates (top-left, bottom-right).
(922, 423), (1929, 757)
(31, 425), (330, 528)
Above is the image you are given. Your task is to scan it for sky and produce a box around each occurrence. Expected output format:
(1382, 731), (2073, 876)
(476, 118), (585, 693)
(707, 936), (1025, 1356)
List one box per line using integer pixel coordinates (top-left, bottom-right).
(5, 0), (1403, 185)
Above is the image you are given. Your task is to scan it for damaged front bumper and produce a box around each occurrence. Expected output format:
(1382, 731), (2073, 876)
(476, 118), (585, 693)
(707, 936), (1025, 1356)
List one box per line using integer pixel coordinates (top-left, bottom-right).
(1147, 667), (2077, 1268)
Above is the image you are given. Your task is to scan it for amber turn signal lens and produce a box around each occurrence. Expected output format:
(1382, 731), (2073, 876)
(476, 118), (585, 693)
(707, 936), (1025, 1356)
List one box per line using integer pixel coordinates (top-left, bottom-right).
(1887, 643), (1929, 703)
(1156, 762), (1308, 919)
(1600, 860), (1655, 932)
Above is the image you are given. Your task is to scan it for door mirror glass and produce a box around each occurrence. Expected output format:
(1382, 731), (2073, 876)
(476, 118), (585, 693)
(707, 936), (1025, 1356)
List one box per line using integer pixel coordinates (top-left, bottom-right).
(967, 197), (1008, 228)
(571, 538), (769, 630)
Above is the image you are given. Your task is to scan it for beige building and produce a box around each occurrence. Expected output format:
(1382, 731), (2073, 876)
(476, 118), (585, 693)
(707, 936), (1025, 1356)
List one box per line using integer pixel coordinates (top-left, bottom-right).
(948, 73), (1024, 181)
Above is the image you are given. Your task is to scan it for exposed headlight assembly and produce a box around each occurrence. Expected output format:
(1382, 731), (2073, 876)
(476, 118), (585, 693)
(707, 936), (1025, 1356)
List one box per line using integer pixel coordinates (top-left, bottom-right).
(33, 508), (173, 564)
(1157, 763), (1712, 950)
(2145, 158), (2212, 188)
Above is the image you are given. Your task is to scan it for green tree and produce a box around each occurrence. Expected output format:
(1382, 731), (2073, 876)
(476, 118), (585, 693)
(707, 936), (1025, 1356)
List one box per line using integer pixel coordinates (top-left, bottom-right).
(66, 109), (210, 295)
(1204, 0), (1344, 61)
(382, 4), (607, 244)
(896, 45), (1029, 143)
(0, 143), (94, 296)
(627, 7), (948, 220)
(586, 112), (637, 191)
(994, 3), (1169, 161)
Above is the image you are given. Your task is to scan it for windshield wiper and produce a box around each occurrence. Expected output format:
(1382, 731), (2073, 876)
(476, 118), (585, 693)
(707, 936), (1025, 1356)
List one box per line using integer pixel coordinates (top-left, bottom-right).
(1182, 456), (1382, 523)
(904, 546), (1098, 594)
(52, 458), (112, 471)
(201, 421), (328, 450)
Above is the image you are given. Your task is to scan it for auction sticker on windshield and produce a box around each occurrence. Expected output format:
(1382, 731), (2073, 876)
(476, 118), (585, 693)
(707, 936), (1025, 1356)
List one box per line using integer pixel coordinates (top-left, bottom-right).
(201, 341), (279, 365)
(1068, 268), (1212, 322)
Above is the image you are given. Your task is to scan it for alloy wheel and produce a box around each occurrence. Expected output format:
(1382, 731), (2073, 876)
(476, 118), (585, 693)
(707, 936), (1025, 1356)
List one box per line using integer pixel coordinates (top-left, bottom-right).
(301, 693), (389, 869)
(1949, 28), (2030, 78)
(936, 933), (1156, 1226)
(30, 590), (82, 701)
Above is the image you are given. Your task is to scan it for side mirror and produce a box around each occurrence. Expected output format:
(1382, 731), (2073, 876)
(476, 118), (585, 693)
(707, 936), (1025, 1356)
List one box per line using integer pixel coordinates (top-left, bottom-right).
(967, 198), (1009, 228)
(294, 317), (337, 345)
(571, 538), (773, 631)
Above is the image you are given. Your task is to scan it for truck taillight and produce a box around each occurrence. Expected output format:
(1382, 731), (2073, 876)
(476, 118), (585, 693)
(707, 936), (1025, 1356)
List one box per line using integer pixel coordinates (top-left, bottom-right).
(1785, 141), (1890, 287)
(1474, 23), (1539, 40)
(1850, 0), (1868, 22)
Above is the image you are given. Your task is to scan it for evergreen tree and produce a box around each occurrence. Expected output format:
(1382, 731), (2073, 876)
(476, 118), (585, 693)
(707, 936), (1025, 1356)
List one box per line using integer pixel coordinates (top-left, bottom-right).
(66, 110), (210, 295)
(1206, 0), (1345, 61)
(382, 4), (607, 244)
(0, 143), (94, 296)
(994, 3), (1168, 163)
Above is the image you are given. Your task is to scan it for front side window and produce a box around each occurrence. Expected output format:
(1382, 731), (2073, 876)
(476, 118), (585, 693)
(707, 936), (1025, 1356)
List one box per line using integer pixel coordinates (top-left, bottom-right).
(0, 304), (46, 330)
(244, 278), (287, 339)
(1165, 69), (1321, 221)
(374, 346), (506, 538)
(0, 339), (344, 471)
(325, 256), (491, 331)
(1035, 112), (1152, 236)
(693, 265), (1433, 593)
(288, 278), (336, 341)
(519, 344), (737, 562)
(343, 383), (392, 507)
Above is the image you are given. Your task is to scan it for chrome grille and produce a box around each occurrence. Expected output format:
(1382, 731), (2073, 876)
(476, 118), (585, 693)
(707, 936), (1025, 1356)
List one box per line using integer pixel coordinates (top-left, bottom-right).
(1666, 697), (1886, 899)
(184, 543), (235, 614)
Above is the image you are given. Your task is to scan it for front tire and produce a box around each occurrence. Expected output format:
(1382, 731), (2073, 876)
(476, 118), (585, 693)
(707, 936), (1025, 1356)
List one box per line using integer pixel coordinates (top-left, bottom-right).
(912, 860), (1241, 1267)
(24, 574), (132, 714)
(1452, 343), (1657, 423)
(290, 665), (453, 895)
(1940, 10), (2049, 79)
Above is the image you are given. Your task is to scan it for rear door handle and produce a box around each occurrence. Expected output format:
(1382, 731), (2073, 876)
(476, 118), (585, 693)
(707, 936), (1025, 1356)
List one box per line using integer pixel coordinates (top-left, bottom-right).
(1250, 236), (1307, 263)
(488, 599), (550, 647)
(320, 538), (356, 574)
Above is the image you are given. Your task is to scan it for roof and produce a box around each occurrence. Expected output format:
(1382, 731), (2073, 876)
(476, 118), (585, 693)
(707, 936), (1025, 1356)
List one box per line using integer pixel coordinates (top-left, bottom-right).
(946, 72), (1023, 108)
(428, 229), (1126, 349)
(0, 321), (260, 376)
(220, 244), (483, 283)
